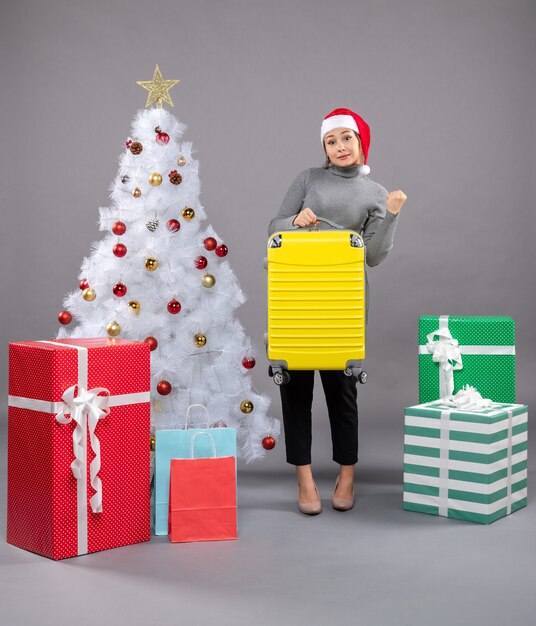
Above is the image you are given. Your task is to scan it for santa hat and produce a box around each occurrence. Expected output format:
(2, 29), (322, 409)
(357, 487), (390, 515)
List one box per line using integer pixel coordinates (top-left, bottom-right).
(321, 108), (371, 175)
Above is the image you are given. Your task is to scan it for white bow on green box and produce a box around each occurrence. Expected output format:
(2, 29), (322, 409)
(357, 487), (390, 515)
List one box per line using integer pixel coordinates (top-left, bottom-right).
(418, 315), (516, 404)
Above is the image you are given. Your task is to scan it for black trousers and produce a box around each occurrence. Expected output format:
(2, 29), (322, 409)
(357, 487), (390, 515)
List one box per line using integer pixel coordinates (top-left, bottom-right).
(279, 370), (358, 466)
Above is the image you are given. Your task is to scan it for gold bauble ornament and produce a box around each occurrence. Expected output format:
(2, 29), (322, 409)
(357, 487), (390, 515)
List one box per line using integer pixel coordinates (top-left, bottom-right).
(201, 273), (216, 288)
(240, 400), (254, 414)
(128, 300), (141, 314)
(177, 156), (187, 167)
(82, 288), (96, 302)
(133, 187), (142, 198)
(148, 172), (163, 186)
(150, 434), (156, 452)
(106, 321), (121, 337)
(144, 257), (158, 271)
(182, 207), (195, 221)
(194, 333), (207, 347)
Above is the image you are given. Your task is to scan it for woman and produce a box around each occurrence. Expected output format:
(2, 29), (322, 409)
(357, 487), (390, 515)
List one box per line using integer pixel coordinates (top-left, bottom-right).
(268, 108), (406, 515)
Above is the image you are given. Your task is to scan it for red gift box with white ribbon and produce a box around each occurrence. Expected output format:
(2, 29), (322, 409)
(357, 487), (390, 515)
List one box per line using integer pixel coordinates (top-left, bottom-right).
(7, 338), (151, 560)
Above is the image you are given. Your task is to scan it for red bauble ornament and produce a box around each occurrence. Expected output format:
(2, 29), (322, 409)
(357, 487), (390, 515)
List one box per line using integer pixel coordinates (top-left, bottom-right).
(215, 244), (228, 257)
(262, 436), (276, 451)
(167, 299), (182, 314)
(204, 237), (217, 251)
(79, 279), (89, 290)
(194, 255), (208, 269)
(242, 357), (256, 369)
(157, 380), (172, 395)
(112, 282), (127, 297)
(166, 219), (181, 233)
(156, 132), (170, 145)
(113, 243), (127, 257)
(144, 336), (158, 351)
(58, 310), (72, 325)
(112, 221), (127, 236)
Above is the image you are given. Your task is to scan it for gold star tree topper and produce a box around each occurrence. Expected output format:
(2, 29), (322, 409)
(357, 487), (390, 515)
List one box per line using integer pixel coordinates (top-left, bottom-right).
(136, 65), (180, 109)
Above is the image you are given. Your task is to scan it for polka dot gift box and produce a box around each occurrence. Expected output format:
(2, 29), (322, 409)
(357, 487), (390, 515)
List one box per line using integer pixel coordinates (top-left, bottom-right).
(418, 316), (516, 404)
(7, 338), (151, 560)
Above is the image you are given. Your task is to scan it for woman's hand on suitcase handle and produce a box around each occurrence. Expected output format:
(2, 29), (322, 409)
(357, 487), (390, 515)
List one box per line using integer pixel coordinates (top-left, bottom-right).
(293, 207), (319, 227)
(386, 190), (407, 215)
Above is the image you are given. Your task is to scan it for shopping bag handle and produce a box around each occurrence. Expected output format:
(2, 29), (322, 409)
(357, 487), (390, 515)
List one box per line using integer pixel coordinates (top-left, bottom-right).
(190, 431), (217, 459)
(184, 403), (210, 430)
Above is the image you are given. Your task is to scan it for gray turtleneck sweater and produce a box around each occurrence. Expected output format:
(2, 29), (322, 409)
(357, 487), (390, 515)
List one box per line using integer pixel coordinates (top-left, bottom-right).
(268, 164), (399, 267)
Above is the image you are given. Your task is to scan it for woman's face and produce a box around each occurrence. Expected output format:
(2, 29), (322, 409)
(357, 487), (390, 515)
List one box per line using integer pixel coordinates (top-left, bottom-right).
(323, 127), (362, 167)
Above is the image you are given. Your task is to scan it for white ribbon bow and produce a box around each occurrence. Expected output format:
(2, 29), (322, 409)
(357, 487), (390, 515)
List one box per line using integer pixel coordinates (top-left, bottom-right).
(442, 385), (492, 411)
(426, 328), (463, 397)
(55, 385), (111, 513)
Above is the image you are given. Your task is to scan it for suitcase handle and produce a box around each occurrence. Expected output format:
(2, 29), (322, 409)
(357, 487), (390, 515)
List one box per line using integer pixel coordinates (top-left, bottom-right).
(293, 217), (345, 231)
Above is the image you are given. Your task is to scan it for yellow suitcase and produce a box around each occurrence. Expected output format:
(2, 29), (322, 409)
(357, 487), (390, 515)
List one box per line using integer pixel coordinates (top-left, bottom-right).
(266, 219), (367, 385)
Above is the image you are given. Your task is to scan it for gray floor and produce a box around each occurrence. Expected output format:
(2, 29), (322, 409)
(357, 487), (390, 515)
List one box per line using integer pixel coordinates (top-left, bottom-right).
(1, 419), (535, 626)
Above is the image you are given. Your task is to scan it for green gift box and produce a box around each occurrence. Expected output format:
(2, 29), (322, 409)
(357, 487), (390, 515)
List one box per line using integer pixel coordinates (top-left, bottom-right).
(403, 400), (528, 524)
(418, 316), (516, 403)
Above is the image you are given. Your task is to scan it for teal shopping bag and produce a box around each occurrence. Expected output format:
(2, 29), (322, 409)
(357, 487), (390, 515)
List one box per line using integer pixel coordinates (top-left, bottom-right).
(154, 404), (237, 535)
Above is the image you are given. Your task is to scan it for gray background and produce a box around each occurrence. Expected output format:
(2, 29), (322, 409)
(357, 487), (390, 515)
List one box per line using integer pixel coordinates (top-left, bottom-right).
(1, 1), (535, 625)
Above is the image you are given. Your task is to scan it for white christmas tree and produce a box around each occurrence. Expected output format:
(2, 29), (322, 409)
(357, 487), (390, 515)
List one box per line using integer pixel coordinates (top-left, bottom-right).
(57, 66), (279, 461)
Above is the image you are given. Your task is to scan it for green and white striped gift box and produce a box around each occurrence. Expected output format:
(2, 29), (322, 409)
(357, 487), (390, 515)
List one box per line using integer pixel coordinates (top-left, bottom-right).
(404, 400), (528, 524)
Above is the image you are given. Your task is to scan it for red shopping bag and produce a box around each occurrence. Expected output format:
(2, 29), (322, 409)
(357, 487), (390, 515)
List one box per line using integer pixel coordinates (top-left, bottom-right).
(168, 432), (237, 542)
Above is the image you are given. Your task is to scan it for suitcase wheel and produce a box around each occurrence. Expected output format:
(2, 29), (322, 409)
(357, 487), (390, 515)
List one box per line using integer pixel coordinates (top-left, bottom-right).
(273, 370), (290, 386)
(344, 368), (367, 384)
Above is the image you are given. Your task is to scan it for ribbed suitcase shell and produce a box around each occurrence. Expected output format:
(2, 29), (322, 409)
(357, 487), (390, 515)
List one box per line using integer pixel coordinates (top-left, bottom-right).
(267, 230), (365, 370)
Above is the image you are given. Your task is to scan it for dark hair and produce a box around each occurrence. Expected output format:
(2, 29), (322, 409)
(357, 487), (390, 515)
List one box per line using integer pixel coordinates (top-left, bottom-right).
(322, 131), (362, 169)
